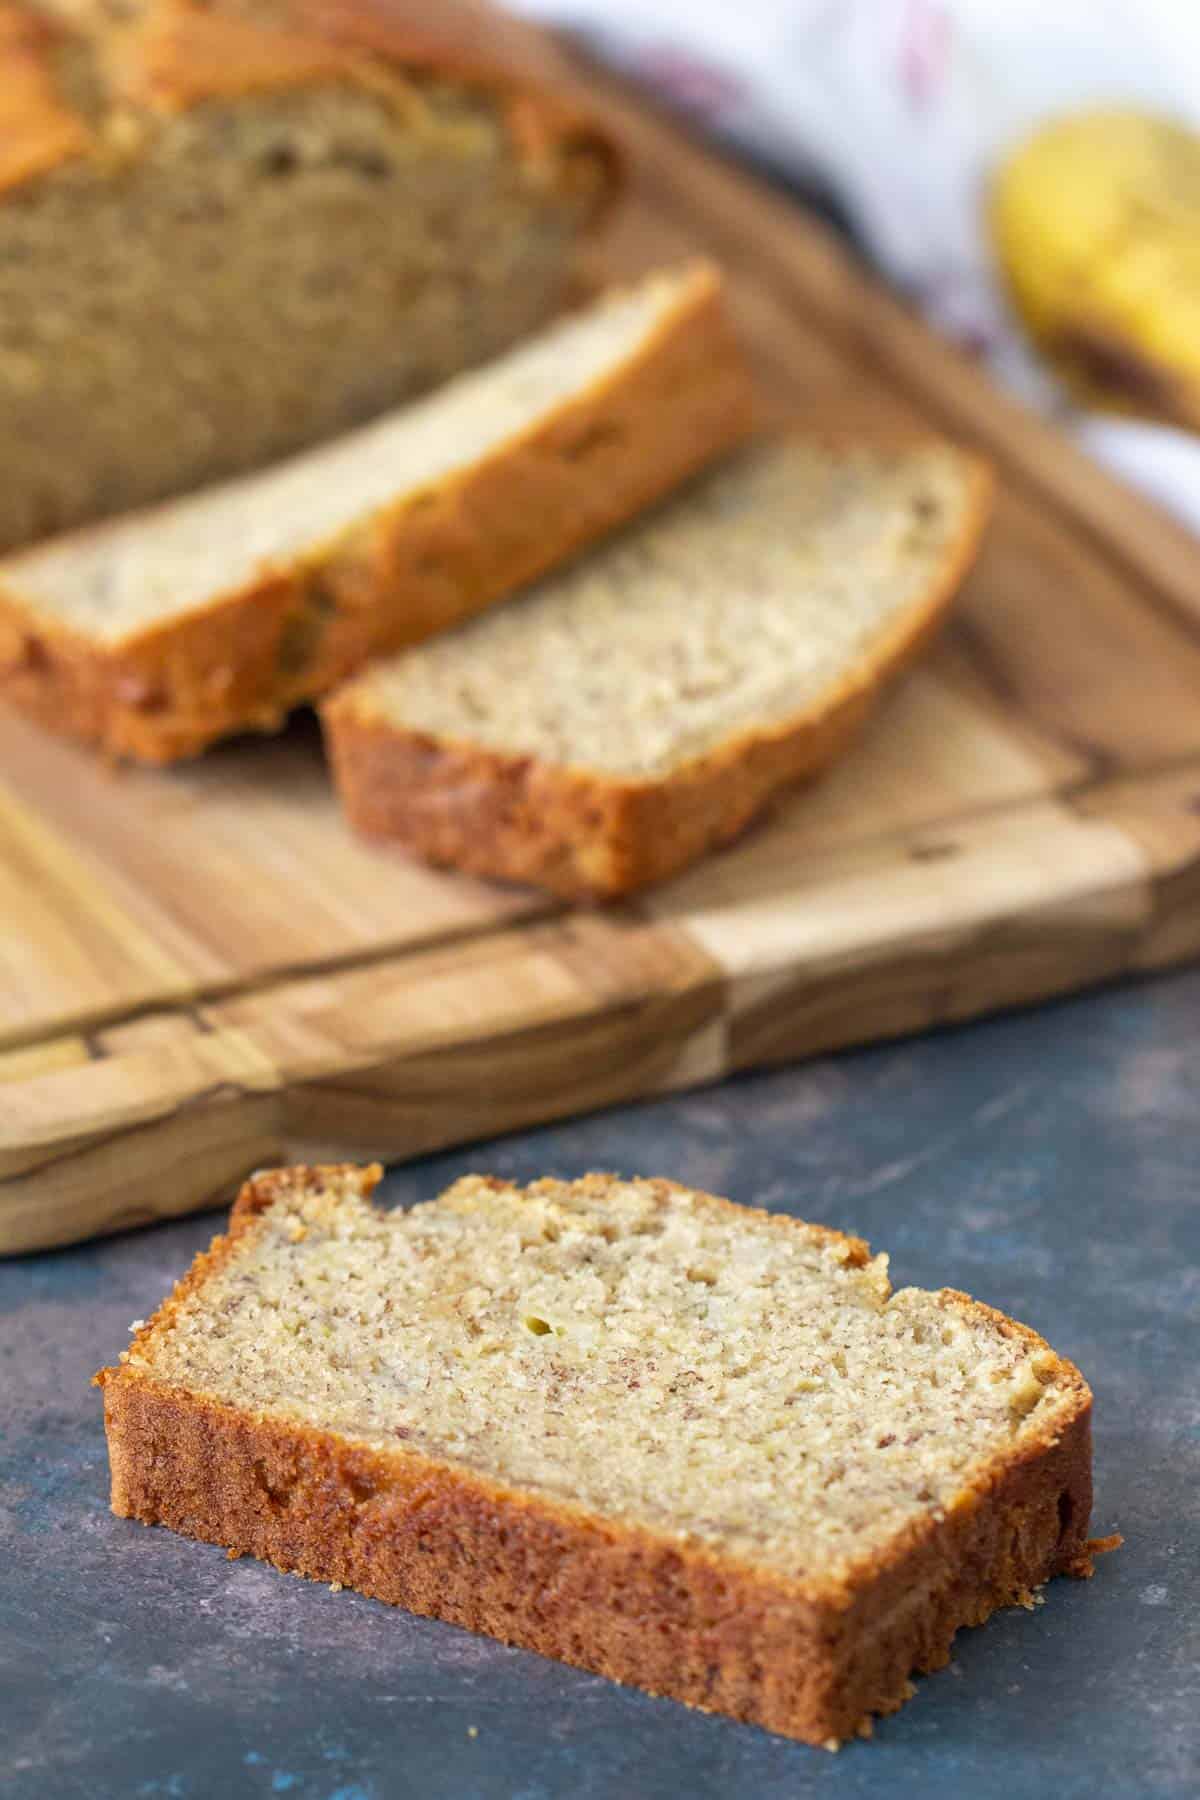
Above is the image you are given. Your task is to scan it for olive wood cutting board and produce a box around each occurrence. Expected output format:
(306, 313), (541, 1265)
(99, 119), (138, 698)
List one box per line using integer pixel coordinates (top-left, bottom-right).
(3, 55), (1200, 1252)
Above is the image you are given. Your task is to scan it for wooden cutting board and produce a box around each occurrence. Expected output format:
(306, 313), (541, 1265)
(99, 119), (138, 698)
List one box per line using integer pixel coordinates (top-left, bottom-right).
(4, 63), (1200, 1254)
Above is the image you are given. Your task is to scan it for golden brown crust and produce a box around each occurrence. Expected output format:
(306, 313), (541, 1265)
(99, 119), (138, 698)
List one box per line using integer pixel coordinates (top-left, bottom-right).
(0, 5), (92, 191)
(1, 0), (620, 195)
(324, 451), (995, 899)
(0, 264), (753, 762)
(97, 1162), (1095, 1747)
(231, 1159), (384, 1224)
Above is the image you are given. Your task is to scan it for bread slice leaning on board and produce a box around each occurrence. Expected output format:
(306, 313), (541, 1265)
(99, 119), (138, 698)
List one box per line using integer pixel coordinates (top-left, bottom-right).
(0, 0), (619, 552)
(323, 439), (994, 898)
(0, 263), (754, 761)
(96, 1163), (1099, 1748)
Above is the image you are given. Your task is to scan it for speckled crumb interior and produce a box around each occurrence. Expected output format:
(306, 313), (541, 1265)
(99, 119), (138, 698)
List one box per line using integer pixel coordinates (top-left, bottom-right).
(344, 441), (976, 776)
(124, 1171), (1082, 1583)
(1, 266), (699, 639)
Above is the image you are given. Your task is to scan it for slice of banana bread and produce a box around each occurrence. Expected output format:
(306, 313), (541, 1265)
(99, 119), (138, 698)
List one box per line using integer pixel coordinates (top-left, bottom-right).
(0, 262), (753, 761)
(323, 438), (993, 898)
(97, 1164), (1096, 1747)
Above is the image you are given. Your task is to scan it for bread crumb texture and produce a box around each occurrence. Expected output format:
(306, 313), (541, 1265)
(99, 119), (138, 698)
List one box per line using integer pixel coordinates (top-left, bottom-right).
(123, 1170), (1085, 1583)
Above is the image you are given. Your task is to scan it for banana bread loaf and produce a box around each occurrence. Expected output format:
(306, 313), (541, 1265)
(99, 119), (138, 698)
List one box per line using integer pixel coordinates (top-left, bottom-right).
(0, 0), (618, 551)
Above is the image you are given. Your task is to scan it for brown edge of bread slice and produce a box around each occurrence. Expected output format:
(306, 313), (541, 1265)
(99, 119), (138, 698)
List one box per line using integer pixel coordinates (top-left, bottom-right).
(321, 448), (995, 899)
(95, 1162), (1096, 1748)
(0, 262), (753, 763)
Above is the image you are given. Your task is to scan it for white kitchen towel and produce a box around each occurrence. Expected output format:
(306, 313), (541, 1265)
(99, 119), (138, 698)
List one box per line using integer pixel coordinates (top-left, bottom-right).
(515, 0), (1200, 535)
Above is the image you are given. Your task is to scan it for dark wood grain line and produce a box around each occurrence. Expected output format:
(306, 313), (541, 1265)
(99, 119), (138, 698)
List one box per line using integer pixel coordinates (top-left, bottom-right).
(0, 893), (566, 1056)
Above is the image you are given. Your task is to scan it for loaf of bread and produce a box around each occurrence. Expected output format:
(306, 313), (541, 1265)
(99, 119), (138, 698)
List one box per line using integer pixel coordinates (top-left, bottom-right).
(0, 262), (753, 761)
(324, 438), (993, 897)
(0, 0), (619, 552)
(97, 1163), (1097, 1747)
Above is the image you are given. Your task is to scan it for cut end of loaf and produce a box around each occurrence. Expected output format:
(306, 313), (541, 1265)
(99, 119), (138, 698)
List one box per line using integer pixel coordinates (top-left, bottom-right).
(0, 0), (620, 550)
(324, 438), (994, 897)
(98, 1162), (1095, 1744)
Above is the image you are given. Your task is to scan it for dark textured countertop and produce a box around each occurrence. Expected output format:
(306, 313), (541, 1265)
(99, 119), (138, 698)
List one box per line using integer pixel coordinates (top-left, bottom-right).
(5, 971), (1198, 1799)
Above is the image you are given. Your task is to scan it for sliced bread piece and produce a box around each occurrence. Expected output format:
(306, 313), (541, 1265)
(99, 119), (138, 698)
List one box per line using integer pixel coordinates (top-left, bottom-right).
(323, 438), (993, 897)
(96, 1163), (1097, 1748)
(0, 0), (618, 550)
(0, 262), (753, 761)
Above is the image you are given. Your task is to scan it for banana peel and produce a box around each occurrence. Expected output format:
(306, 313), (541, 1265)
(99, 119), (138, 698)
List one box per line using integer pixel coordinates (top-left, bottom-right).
(991, 108), (1200, 431)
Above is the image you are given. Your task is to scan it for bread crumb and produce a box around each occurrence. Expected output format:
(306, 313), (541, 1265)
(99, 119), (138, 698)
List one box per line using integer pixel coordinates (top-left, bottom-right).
(329, 1580), (343, 1593)
(1089, 1532), (1124, 1557)
(467, 1726), (479, 1739)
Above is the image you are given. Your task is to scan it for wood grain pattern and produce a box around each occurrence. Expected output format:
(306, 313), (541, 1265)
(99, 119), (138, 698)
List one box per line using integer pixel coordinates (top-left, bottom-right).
(2, 48), (1199, 1250)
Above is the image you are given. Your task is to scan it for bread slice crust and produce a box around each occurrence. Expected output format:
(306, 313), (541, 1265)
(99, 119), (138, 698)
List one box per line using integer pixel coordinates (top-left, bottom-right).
(323, 447), (994, 898)
(0, 263), (753, 761)
(96, 1163), (1094, 1748)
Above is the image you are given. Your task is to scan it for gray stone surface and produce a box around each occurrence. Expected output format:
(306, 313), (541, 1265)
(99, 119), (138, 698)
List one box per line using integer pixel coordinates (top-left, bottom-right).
(4, 972), (1198, 1799)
